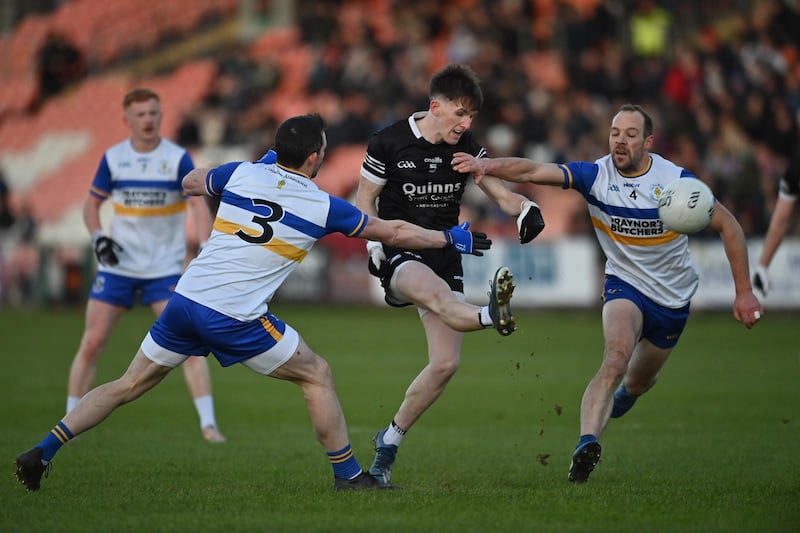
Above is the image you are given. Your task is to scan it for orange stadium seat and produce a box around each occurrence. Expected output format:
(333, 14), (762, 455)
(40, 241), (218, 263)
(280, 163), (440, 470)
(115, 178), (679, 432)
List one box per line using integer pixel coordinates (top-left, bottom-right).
(0, 77), (39, 116)
(3, 62), (215, 224)
(313, 144), (367, 199)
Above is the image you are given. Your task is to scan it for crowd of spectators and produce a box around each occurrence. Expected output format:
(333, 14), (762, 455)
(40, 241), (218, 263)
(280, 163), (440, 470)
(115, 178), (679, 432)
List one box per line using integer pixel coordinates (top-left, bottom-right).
(3, 0), (800, 307)
(182, 0), (799, 237)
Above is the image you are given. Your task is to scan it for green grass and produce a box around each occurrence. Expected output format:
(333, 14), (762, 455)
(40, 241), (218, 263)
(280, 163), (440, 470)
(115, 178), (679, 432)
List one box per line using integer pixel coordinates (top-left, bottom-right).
(1, 304), (798, 532)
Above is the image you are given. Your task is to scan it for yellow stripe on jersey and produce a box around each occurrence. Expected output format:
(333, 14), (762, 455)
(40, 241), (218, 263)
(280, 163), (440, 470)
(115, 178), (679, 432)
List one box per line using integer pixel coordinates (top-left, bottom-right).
(214, 218), (309, 262)
(259, 315), (284, 342)
(345, 212), (367, 237)
(264, 238), (309, 262)
(591, 216), (681, 246)
(89, 186), (110, 199)
(113, 202), (186, 216)
(214, 217), (260, 238)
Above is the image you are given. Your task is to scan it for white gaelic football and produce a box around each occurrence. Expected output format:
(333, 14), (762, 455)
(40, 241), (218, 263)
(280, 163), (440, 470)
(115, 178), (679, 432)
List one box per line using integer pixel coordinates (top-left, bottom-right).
(658, 178), (715, 234)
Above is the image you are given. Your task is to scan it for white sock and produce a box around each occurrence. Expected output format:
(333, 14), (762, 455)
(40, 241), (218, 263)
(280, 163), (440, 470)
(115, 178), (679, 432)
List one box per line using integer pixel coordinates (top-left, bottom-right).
(383, 422), (406, 447)
(479, 306), (492, 328)
(66, 396), (80, 414)
(193, 395), (216, 428)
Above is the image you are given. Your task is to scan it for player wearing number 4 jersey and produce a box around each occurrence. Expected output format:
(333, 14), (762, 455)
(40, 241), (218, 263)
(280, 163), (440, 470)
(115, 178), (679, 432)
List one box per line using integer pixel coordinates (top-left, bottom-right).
(452, 103), (762, 483)
(15, 114), (497, 492)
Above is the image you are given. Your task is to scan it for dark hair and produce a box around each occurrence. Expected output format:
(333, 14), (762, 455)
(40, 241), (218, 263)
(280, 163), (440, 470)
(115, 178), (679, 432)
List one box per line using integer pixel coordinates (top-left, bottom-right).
(274, 114), (326, 168)
(618, 103), (653, 138)
(123, 88), (159, 109)
(429, 64), (483, 112)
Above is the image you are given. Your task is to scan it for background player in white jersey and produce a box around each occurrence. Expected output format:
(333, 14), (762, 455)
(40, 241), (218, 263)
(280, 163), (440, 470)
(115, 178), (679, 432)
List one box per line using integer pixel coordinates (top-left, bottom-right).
(452, 103), (763, 483)
(14, 113), (501, 492)
(356, 63), (545, 485)
(66, 88), (225, 443)
(752, 149), (799, 298)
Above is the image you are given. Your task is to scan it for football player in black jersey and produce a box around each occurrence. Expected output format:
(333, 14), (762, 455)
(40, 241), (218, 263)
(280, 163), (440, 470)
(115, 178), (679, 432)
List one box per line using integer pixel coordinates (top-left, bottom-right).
(753, 150), (799, 299)
(355, 63), (544, 485)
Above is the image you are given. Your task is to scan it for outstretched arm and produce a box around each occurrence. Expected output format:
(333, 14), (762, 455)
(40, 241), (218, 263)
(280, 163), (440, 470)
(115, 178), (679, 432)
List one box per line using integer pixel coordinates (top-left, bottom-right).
(708, 201), (763, 328)
(475, 175), (529, 216)
(475, 175), (546, 243)
(359, 217), (490, 256)
(451, 153), (565, 186)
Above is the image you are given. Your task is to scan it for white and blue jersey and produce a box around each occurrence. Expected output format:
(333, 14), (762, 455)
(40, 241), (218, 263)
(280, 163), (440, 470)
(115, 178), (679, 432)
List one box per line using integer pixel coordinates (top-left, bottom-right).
(145, 159), (370, 371)
(90, 138), (194, 278)
(175, 160), (369, 321)
(560, 153), (703, 308)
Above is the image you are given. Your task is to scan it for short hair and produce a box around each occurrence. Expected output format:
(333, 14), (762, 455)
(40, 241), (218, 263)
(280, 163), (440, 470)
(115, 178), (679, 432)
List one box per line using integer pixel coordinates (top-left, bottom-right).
(274, 114), (326, 168)
(618, 103), (653, 138)
(429, 64), (483, 112)
(123, 88), (160, 109)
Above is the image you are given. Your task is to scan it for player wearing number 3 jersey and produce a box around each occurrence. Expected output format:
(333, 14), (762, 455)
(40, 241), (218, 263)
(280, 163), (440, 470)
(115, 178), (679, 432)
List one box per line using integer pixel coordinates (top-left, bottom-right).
(175, 159), (371, 322)
(15, 114), (493, 492)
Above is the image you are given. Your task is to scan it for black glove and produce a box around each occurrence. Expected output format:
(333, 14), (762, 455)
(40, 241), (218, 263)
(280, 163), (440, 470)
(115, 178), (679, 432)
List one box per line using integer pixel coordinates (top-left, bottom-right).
(752, 264), (769, 299)
(366, 240), (388, 278)
(93, 233), (123, 266)
(518, 200), (545, 244)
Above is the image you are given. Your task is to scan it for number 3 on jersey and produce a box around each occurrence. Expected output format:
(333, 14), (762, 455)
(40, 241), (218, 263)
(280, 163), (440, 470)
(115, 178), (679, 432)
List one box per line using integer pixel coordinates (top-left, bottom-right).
(236, 199), (284, 244)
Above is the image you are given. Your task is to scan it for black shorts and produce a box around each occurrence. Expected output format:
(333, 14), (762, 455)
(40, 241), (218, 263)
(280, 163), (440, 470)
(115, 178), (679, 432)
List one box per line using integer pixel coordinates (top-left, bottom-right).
(374, 247), (463, 307)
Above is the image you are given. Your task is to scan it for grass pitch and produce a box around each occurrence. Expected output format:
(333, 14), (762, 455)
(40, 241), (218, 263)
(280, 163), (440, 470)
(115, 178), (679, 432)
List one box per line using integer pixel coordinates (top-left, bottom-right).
(1, 304), (798, 532)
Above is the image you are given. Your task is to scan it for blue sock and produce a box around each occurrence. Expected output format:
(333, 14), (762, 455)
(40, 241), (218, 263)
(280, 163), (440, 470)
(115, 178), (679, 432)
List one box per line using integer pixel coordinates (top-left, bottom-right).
(328, 444), (362, 480)
(38, 421), (74, 462)
(611, 383), (638, 418)
(576, 434), (598, 450)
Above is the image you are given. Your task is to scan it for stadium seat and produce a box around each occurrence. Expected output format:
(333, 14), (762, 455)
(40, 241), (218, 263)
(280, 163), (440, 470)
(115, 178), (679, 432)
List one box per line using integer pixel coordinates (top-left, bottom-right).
(313, 144), (368, 199)
(2, 61), (215, 224)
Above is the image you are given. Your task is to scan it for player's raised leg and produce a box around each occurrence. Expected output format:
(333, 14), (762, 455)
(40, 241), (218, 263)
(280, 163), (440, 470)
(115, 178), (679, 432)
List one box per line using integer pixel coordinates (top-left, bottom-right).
(488, 266), (516, 336)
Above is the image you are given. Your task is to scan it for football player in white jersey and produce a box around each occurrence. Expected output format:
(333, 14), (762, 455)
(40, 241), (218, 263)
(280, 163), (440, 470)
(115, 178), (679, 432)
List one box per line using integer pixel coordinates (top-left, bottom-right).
(452, 103), (763, 483)
(15, 113), (503, 492)
(65, 88), (226, 443)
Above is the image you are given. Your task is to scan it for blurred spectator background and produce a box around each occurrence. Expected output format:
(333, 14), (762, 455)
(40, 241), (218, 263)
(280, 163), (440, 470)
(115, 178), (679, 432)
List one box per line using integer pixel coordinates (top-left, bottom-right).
(0, 0), (798, 307)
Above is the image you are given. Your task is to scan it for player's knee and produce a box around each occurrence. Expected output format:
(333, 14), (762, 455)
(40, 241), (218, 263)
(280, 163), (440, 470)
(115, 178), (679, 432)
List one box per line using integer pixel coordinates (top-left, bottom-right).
(600, 353), (628, 381)
(429, 357), (460, 381)
(77, 334), (107, 362)
(309, 356), (334, 388)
